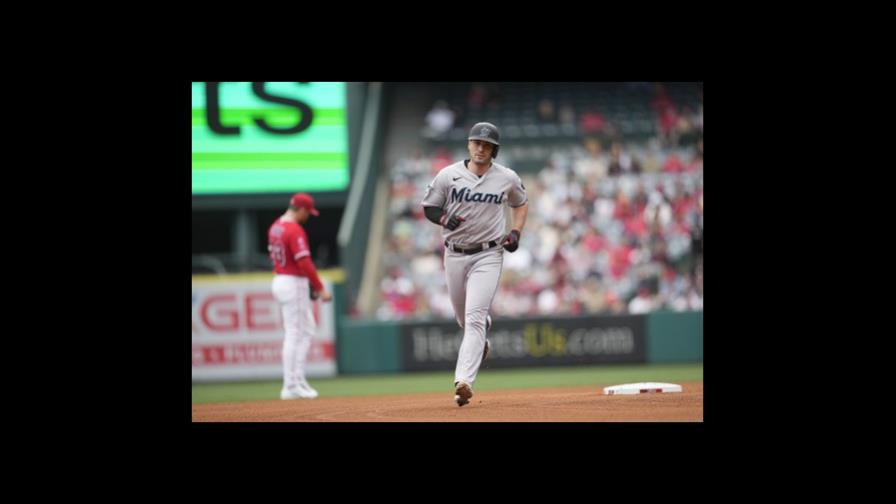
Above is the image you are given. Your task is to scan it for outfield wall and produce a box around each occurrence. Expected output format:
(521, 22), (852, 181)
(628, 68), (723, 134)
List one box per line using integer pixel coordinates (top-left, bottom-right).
(190, 271), (700, 380)
(192, 272), (340, 382)
(336, 310), (702, 374)
(647, 311), (703, 363)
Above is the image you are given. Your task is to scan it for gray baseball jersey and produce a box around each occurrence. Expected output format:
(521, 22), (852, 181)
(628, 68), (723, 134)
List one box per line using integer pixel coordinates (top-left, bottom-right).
(421, 160), (528, 245)
(422, 158), (527, 398)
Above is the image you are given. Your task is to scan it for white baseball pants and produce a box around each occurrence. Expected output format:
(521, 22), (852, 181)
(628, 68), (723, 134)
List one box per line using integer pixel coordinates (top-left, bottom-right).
(272, 275), (316, 389)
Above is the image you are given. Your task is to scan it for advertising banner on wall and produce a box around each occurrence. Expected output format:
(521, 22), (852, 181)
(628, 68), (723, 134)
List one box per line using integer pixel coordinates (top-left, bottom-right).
(192, 274), (336, 381)
(401, 315), (646, 371)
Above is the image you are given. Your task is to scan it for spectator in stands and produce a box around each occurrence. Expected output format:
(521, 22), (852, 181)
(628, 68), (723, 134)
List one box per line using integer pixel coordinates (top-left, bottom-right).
(605, 290), (626, 314)
(646, 188), (673, 230)
(647, 222), (670, 268)
(574, 137), (608, 181)
(431, 147), (453, 174)
(579, 277), (606, 313)
(608, 239), (634, 281)
(695, 93), (703, 134)
(694, 253), (703, 298)
(670, 277), (703, 312)
(579, 106), (606, 135)
(582, 228), (608, 254)
(608, 141), (642, 176)
(608, 145), (624, 177)
(688, 137), (704, 172)
(559, 103), (576, 126)
(537, 98), (557, 124)
(613, 188), (634, 220)
(378, 267), (419, 319)
(663, 153), (685, 173)
(468, 83), (488, 112)
(690, 193), (703, 275)
(642, 138), (662, 173)
(485, 83), (503, 110)
(677, 106), (699, 146)
(652, 83), (679, 147)
(537, 287), (560, 313)
(628, 286), (656, 314)
(422, 100), (455, 139)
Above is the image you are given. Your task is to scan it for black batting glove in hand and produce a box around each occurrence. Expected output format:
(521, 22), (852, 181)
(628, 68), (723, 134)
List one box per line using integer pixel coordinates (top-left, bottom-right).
(440, 214), (466, 231)
(503, 229), (521, 252)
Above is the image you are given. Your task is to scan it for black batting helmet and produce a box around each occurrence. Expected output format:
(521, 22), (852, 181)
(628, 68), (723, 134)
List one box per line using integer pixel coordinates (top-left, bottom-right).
(467, 122), (500, 159)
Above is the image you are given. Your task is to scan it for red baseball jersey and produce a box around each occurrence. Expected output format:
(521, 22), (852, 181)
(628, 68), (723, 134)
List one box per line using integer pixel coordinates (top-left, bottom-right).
(268, 217), (311, 276)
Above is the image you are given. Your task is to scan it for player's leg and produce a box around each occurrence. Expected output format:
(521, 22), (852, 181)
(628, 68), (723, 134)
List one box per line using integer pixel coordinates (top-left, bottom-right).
(444, 251), (468, 329)
(445, 250), (473, 406)
(294, 291), (319, 398)
(272, 276), (302, 392)
(454, 249), (503, 391)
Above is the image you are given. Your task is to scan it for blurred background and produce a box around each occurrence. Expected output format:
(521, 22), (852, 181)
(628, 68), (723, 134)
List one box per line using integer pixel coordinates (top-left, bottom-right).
(192, 82), (703, 382)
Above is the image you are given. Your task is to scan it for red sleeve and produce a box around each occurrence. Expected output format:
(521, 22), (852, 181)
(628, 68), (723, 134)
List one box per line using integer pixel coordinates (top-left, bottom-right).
(289, 226), (312, 263)
(297, 256), (324, 292)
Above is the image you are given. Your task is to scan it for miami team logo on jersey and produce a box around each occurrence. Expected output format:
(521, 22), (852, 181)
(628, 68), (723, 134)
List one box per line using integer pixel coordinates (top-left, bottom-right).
(450, 186), (504, 205)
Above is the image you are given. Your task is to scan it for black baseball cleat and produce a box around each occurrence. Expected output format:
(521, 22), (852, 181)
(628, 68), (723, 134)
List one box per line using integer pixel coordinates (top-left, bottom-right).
(454, 381), (473, 407)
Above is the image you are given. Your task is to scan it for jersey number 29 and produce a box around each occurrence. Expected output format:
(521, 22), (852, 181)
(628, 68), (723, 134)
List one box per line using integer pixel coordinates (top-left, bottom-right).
(269, 243), (286, 267)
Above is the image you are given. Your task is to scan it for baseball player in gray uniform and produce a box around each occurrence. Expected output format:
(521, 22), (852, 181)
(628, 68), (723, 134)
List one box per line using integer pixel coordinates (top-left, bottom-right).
(421, 122), (529, 406)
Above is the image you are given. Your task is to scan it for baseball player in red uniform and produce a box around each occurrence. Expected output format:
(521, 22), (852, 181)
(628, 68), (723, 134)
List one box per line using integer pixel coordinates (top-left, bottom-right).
(268, 193), (332, 400)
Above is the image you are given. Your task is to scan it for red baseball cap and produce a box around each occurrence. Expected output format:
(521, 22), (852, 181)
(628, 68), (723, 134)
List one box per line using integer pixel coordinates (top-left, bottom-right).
(289, 193), (319, 216)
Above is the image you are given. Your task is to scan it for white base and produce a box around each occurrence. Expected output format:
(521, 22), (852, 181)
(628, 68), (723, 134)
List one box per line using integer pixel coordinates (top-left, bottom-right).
(603, 382), (683, 395)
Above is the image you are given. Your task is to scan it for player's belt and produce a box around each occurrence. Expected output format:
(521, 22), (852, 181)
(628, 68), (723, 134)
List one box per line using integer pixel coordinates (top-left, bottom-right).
(445, 239), (499, 255)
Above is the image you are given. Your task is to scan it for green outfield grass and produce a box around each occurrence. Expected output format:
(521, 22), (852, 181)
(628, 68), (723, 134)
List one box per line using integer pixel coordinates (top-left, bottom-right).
(191, 363), (703, 404)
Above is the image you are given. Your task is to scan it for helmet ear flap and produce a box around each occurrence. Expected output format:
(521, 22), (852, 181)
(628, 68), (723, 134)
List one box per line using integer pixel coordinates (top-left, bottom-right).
(492, 144), (499, 159)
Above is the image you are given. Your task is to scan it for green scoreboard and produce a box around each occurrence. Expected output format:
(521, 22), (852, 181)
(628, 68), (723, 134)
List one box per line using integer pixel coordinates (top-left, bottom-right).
(192, 82), (349, 195)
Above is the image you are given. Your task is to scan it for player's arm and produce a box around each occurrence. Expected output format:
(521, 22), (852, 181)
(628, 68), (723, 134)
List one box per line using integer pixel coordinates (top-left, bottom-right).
(297, 256), (332, 301)
(424, 206), (465, 230)
(502, 201), (528, 252)
(290, 227), (331, 302)
(421, 172), (464, 230)
(503, 175), (529, 252)
(510, 201), (528, 234)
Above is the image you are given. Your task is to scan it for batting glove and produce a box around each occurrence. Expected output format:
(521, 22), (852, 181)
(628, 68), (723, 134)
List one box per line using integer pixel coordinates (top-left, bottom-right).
(440, 214), (466, 231)
(502, 229), (521, 252)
